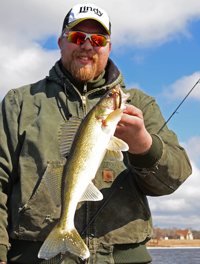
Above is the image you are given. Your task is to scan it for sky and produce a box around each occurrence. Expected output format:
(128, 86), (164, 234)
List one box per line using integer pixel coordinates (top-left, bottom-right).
(1, 0), (200, 231)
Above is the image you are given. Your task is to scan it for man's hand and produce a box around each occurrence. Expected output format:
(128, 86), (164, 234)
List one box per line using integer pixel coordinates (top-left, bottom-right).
(114, 104), (152, 154)
(0, 262), (6, 264)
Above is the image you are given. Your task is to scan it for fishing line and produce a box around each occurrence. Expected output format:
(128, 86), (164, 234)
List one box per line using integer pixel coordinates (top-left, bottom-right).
(157, 79), (200, 134)
(58, 168), (132, 264)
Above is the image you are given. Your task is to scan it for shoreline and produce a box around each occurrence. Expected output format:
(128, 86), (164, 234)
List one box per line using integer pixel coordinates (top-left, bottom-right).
(147, 247), (200, 249)
(146, 239), (200, 248)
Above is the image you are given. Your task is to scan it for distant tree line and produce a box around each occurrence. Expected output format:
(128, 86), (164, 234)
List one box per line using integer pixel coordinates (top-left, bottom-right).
(153, 226), (200, 239)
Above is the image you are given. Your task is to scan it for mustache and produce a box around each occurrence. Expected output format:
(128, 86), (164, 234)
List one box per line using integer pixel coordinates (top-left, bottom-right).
(73, 50), (97, 60)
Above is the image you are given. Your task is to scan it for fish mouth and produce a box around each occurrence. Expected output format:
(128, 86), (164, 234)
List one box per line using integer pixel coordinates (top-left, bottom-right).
(120, 89), (130, 109)
(113, 85), (130, 110)
(95, 85), (130, 121)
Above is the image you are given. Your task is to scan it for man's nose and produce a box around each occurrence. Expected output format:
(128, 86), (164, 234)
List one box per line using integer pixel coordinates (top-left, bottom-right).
(80, 38), (93, 50)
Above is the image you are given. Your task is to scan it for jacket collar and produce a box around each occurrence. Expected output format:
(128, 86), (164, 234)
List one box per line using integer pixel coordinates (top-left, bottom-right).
(49, 58), (125, 93)
(59, 61), (106, 95)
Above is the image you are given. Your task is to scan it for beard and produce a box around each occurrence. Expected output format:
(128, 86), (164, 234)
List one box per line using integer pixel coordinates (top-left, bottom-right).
(66, 50), (107, 82)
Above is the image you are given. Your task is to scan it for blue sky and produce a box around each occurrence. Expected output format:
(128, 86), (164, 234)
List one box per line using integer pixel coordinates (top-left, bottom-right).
(1, 0), (200, 230)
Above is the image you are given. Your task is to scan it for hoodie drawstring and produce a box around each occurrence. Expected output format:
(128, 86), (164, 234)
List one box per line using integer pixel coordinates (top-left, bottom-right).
(63, 77), (72, 118)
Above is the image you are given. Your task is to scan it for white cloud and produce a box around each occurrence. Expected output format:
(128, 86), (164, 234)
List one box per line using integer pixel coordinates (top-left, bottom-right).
(107, 0), (200, 48)
(126, 82), (143, 91)
(148, 160), (200, 230)
(181, 137), (200, 164)
(0, 43), (60, 99)
(151, 215), (200, 230)
(1, 0), (200, 99)
(148, 136), (200, 230)
(162, 72), (200, 101)
(2, 0), (200, 47)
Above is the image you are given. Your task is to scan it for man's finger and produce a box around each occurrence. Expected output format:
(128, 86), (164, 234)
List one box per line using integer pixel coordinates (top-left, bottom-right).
(123, 104), (143, 119)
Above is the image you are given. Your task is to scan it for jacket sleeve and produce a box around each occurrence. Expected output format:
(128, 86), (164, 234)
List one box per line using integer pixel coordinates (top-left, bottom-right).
(127, 89), (192, 196)
(0, 89), (21, 262)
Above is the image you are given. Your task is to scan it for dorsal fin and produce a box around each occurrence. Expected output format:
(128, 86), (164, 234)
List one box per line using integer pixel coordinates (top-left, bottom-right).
(59, 117), (83, 158)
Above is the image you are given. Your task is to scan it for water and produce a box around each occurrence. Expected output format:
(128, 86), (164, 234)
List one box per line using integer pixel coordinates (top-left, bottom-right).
(147, 247), (200, 264)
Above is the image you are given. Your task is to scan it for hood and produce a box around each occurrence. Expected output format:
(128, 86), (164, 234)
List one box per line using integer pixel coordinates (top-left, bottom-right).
(47, 58), (126, 91)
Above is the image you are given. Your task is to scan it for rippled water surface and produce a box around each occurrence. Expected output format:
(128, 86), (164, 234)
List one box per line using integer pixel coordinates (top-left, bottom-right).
(147, 247), (200, 264)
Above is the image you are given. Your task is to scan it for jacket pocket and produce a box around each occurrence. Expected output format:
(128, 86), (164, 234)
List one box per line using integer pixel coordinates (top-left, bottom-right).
(128, 170), (151, 220)
(18, 176), (61, 242)
(95, 169), (153, 245)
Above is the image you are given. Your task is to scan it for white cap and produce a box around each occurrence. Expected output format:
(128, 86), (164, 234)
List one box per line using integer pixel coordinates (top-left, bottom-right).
(62, 3), (111, 35)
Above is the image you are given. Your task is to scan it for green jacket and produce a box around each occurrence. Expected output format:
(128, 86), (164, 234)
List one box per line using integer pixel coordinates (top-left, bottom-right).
(0, 59), (192, 264)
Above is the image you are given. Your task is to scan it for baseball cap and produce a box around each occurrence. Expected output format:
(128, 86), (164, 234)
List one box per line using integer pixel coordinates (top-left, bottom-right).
(62, 3), (111, 35)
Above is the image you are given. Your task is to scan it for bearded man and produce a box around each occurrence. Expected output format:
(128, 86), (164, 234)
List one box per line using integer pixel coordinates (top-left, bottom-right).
(0, 3), (191, 264)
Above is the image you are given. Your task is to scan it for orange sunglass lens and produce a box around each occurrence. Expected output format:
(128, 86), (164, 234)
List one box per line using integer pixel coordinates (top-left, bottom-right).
(68, 32), (86, 45)
(91, 35), (107, 46)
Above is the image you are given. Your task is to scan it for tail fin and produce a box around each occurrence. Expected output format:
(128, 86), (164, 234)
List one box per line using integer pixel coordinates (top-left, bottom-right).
(38, 225), (90, 260)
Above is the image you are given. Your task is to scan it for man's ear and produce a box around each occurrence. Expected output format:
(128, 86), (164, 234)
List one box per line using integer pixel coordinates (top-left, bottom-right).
(58, 37), (62, 49)
(109, 43), (111, 54)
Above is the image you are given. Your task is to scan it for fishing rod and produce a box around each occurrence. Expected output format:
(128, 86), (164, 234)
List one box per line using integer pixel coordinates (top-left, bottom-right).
(58, 79), (200, 264)
(157, 79), (200, 134)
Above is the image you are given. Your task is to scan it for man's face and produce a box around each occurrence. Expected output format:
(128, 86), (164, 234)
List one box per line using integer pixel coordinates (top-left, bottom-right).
(58, 19), (111, 82)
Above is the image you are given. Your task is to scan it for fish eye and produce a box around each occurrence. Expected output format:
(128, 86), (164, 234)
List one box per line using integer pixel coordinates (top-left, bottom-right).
(107, 92), (113, 98)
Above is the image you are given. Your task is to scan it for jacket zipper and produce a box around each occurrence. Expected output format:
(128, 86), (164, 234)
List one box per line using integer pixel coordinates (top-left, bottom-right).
(70, 83), (87, 115)
(72, 83), (108, 116)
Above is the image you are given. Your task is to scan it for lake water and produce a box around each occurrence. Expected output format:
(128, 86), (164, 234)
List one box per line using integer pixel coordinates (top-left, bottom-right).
(147, 247), (200, 264)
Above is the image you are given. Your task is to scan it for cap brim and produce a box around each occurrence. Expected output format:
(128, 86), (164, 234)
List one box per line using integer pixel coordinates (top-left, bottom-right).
(66, 18), (110, 35)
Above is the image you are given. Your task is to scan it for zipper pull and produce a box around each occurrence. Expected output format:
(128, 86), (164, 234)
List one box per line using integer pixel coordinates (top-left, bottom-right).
(83, 82), (87, 95)
(82, 82), (87, 109)
(82, 95), (86, 108)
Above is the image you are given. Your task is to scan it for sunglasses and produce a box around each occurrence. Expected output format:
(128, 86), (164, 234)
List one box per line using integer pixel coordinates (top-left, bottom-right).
(63, 31), (110, 47)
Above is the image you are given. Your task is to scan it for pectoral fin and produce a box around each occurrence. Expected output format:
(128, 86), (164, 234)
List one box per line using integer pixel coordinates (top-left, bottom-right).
(104, 149), (123, 161)
(104, 136), (128, 161)
(79, 182), (103, 202)
(44, 162), (64, 207)
(107, 136), (129, 151)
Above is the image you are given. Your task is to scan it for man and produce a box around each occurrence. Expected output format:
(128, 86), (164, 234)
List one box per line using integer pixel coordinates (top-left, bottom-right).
(0, 3), (192, 264)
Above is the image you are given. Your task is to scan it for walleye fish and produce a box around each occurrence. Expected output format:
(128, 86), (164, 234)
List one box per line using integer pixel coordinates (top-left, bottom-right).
(38, 85), (130, 260)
